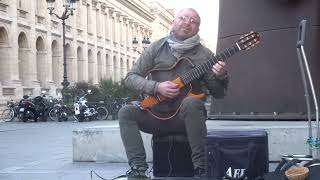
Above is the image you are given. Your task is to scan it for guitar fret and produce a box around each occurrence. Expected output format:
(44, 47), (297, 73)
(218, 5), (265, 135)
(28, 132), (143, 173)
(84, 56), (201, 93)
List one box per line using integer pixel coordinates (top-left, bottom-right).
(217, 54), (224, 61)
(191, 73), (196, 81)
(195, 67), (201, 77)
(181, 74), (186, 83)
(204, 61), (211, 70)
(224, 51), (231, 58)
(198, 66), (205, 74)
(191, 71), (197, 80)
(211, 54), (218, 63)
(182, 75), (189, 84)
(218, 52), (227, 61)
(230, 47), (236, 55)
(210, 56), (218, 66)
(203, 63), (211, 73)
(226, 48), (233, 57)
(183, 73), (191, 84)
(223, 52), (229, 60)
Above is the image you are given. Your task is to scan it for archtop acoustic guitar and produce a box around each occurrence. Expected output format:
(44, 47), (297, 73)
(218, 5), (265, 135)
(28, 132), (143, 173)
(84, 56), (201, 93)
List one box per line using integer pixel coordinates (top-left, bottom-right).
(140, 31), (260, 120)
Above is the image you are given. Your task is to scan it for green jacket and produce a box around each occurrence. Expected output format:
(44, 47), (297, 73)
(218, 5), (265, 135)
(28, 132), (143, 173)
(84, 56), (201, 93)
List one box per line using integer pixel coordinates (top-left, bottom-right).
(124, 37), (229, 99)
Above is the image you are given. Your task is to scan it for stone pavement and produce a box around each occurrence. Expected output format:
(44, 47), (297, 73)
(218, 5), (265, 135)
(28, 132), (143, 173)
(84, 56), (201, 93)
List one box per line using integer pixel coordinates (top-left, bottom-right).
(0, 121), (131, 180)
(0, 119), (314, 180)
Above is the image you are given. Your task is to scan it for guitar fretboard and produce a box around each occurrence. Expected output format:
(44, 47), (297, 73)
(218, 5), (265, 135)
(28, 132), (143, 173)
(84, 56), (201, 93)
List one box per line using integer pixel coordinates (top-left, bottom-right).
(180, 44), (240, 85)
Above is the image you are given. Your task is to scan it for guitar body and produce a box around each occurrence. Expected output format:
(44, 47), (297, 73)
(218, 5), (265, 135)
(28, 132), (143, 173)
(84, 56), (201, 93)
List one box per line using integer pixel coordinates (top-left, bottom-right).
(144, 57), (205, 120)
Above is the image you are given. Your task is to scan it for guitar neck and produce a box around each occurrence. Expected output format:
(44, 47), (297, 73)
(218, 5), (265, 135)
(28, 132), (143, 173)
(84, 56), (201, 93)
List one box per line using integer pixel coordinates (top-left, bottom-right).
(180, 44), (240, 85)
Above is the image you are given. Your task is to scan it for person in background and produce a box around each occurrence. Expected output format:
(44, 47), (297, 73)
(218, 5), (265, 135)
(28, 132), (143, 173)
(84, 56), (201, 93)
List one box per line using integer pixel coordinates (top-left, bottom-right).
(118, 8), (229, 178)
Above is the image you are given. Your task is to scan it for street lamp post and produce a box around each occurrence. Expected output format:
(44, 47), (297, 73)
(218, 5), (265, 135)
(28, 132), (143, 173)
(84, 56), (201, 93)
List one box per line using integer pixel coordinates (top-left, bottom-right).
(46, 0), (78, 103)
(132, 36), (151, 54)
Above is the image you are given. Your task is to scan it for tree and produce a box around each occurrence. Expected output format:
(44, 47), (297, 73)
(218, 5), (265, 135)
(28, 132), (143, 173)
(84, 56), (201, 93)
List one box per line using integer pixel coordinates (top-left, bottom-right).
(69, 79), (140, 103)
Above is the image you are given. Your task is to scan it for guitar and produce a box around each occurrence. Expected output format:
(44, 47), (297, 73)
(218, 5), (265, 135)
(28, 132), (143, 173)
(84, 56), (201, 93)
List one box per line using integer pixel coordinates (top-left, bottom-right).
(140, 31), (261, 120)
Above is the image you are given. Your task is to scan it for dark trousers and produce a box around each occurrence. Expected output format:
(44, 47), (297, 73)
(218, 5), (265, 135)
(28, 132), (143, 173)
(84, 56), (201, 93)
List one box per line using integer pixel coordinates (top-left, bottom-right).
(118, 96), (207, 169)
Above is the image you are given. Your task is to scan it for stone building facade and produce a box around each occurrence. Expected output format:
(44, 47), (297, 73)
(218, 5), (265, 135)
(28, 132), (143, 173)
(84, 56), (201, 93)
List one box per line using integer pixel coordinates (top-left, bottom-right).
(0, 0), (173, 103)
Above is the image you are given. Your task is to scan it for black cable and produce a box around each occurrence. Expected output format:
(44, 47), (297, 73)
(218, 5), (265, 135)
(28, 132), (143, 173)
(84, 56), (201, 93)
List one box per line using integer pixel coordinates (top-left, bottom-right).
(91, 136), (175, 180)
(151, 135), (174, 180)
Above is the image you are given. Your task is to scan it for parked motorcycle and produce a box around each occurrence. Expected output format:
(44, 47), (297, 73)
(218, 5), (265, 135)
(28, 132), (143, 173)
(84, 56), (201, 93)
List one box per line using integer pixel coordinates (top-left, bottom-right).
(18, 95), (36, 122)
(19, 92), (50, 122)
(73, 90), (108, 122)
(33, 94), (49, 122)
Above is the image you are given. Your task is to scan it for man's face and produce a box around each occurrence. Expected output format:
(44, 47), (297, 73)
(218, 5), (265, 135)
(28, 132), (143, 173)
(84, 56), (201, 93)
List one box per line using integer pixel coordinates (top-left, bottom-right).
(172, 9), (200, 41)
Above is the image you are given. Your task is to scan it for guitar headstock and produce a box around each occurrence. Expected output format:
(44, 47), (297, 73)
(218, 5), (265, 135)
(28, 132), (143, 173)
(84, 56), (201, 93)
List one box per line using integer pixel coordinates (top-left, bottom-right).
(237, 31), (260, 51)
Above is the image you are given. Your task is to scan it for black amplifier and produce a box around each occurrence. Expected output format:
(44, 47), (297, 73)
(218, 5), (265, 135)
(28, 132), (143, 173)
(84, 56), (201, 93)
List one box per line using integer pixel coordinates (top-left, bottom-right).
(205, 130), (269, 180)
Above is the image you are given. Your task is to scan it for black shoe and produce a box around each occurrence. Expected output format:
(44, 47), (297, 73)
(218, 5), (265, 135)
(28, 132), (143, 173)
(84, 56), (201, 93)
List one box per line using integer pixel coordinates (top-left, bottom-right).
(126, 165), (149, 179)
(194, 167), (206, 178)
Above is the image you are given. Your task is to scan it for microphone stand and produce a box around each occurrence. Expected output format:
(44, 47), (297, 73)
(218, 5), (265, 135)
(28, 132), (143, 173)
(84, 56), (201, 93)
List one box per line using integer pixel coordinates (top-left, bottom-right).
(296, 19), (320, 159)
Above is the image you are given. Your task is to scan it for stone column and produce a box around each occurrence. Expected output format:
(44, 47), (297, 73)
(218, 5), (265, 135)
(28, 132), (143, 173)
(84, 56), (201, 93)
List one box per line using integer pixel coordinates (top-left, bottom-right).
(45, 10), (57, 96)
(87, 2), (93, 35)
(104, 7), (112, 80)
(8, 1), (19, 82)
(82, 0), (89, 82)
(96, 2), (103, 38)
(115, 13), (122, 82)
(100, 5), (107, 80)
(129, 20), (135, 69)
(72, 5), (78, 84)
(123, 18), (130, 76)
(29, 0), (41, 95)
(83, 43), (89, 82)
(110, 10), (116, 82)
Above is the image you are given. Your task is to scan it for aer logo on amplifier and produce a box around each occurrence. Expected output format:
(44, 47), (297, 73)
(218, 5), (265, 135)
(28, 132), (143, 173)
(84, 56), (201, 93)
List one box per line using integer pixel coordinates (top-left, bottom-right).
(224, 167), (247, 179)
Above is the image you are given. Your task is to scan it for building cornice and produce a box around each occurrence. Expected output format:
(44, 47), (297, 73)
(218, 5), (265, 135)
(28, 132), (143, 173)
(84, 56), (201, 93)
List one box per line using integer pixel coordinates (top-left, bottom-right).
(115, 0), (155, 22)
(0, 16), (12, 24)
(17, 22), (31, 29)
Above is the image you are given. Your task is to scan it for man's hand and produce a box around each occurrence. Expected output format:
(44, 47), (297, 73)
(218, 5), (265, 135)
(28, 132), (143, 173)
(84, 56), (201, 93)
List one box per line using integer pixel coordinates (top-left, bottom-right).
(156, 81), (180, 98)
(212, 61), (227, 77)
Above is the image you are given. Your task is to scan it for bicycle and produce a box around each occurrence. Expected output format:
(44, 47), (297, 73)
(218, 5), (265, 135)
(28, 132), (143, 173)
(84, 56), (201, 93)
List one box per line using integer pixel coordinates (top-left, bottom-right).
(104, 97), (130, 120)
(49, 103), (73, 122)
(1, 99), (20, 122)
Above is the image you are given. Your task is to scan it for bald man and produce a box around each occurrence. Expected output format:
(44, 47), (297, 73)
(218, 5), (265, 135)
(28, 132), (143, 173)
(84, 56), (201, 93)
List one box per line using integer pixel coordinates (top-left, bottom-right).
(119, 8), (229, 178)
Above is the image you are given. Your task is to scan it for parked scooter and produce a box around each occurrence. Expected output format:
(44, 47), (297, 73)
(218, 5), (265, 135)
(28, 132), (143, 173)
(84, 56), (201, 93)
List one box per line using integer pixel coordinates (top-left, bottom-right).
(73, 90), (108, 122)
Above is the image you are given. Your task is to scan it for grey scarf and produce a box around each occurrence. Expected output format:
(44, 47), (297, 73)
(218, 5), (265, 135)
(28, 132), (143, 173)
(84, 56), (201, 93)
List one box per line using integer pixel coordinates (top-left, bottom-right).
(167, 31), (201, 58)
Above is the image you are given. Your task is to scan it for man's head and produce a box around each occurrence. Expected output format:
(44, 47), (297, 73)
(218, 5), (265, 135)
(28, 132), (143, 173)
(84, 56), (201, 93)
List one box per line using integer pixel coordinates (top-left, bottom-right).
(172, 8), (201, 41)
